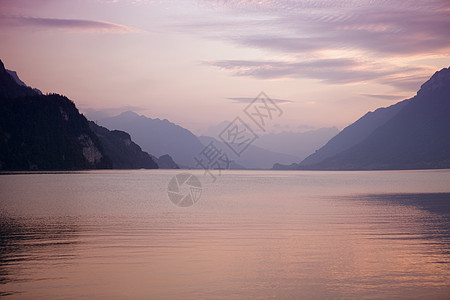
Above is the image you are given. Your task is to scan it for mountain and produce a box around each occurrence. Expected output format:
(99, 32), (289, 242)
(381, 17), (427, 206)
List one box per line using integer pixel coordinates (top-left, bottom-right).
(201, 121), (338, 169)
(0, 59), (112, 170)
(198, 135), (300, 169)
(0, 93), (112, 170)
(98, 111), (205, 168)
(89, 121), (158, 169)
(0, 59), (178, 171)
(299, 67), (450, 170)
(299, 100), (410, 167)
(6, 70), (42, 95)
(0, 61), (37, 99)
(6, 70), (26, 86)
(100, 111), (302, 169)
(154, 154), (179, 169)
(253, 127), (339, 161)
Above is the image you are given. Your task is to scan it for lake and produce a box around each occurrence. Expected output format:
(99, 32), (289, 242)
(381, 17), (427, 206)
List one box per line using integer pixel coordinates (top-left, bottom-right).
(1, 170), (449, 299)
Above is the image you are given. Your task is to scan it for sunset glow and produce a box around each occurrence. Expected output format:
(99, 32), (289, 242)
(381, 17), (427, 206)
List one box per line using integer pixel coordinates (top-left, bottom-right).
(1, 0), (448, 133)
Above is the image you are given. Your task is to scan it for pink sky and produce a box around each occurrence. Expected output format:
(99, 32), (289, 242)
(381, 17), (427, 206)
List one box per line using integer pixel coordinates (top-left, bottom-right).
(0, 0), (449, 134)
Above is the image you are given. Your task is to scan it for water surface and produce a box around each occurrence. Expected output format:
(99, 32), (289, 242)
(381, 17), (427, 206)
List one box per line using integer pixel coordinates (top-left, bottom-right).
(1, 170), (449, 299)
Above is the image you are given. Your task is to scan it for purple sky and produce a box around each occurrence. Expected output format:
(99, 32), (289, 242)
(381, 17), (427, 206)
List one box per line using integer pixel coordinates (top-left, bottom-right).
(0, 0), (449, 133)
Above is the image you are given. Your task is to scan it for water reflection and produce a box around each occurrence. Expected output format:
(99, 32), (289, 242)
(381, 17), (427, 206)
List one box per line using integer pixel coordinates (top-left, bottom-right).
(357, 192), (450, 215)
(0, 171), (449, 298)
(347, 192), (450, 263)
(0, 216), (80, 296)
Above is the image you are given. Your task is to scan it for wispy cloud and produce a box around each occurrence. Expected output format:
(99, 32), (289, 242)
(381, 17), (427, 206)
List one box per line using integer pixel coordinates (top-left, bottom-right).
(227, 97), (292, 104)
(0, 16), (140, 33)
(361, 94), (407, 100)
(190, 0), (450, 56)
(182, 0), (449, 90)
(207, 58), (432, 90)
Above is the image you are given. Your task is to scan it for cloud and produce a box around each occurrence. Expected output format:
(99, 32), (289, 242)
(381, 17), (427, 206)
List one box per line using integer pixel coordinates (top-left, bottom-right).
(376, 74), (431, 91)
(227, 97), (292, 104)
(180, 0), (449, 90)
(264, 4), (450, 56)
(207, 58), (432, 90)
(201, 0), (353, 12)
(0, 16), (140, 33)
(361, 94), (407, 100)
(186, 1), (450, 56)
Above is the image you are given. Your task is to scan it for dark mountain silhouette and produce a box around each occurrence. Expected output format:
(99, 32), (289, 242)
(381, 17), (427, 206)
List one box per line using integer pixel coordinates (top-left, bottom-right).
(154, 154), (179, 169)
(6, 69), (42, 95)
(6, 70), (26, 86)
(0, 93), (112, 170)
(89, 121), (158, 169)
(298, 67), (450, 170)
(0, 59), (182, 171)
(0, 59), (113, 170)
(300, 100), (410, 167)
(99, 111), (205, 168)
(0, 61), (37, 99)
(272, 162), (300, 170)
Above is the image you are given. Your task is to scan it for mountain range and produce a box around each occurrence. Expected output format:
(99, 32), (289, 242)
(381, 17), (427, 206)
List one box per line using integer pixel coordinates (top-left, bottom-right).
(98, 111), (204, 168)
(253, 128), (339, 161)
(2, 57), (449, 171)
(98, 111), (334, 169)
(198, 135), (300, 169)
(0, 61), (112, 170)
(88, 121), (159, 169)
(201, 121), (338, 163)
(275, 67), (450, 170)
(0, 59), (162, 170)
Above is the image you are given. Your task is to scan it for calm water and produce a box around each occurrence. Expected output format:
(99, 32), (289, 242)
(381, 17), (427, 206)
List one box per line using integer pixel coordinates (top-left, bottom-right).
(1, 170), (450, 299)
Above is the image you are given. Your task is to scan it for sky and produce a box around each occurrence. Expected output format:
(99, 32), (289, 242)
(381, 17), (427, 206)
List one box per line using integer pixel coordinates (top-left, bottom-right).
(0, 0), (449, 134)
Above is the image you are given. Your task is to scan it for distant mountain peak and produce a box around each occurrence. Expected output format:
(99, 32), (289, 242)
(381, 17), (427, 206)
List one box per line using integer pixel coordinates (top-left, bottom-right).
(99, 111), (204, 167)
(6, 70), (26, 86)
(118, 110), (140, 118)
(0, 59), (40, 98)
(88, 121), (158, 169)
(418, 66), (450, 96)
(297, 66), (450, 170)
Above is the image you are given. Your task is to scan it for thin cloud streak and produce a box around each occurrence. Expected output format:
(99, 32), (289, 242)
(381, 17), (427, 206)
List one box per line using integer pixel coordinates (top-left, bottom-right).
(0, 16), (141, 33)
(361, 94), (407, 100)
(190, 0), (450, 56)
(227, 97), (292, 104)
(183, 0), (450, 90)
(208, 58), (432, 90)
